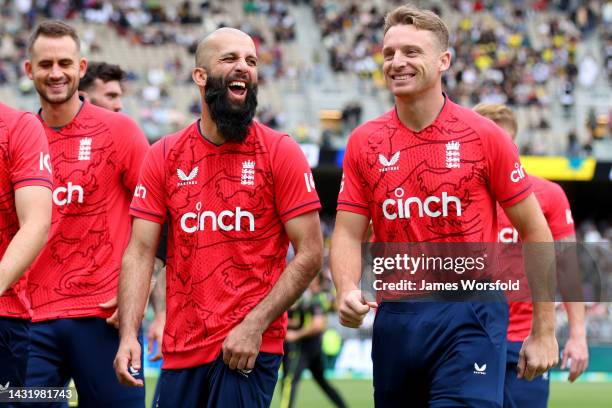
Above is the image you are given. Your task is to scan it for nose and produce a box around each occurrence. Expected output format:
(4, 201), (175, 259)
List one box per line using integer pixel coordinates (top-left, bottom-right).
(49, 64), (63, 79)
(391, 50), (406, 70)
(234, 58), (249, 73)
(114, 100), (123, 112)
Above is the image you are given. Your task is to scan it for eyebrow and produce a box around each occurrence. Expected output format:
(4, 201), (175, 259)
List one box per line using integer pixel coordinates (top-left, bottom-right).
(382, 45), (424, 54)
(219, 52), (258, 61)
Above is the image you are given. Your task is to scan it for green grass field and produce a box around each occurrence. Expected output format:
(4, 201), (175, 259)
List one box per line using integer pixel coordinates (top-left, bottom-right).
(145, 377), (612, 407)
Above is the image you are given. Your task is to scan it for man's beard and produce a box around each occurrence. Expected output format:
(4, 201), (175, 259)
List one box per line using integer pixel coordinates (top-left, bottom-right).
(204, 75), (258, 143)
(35, 80), (79, 105)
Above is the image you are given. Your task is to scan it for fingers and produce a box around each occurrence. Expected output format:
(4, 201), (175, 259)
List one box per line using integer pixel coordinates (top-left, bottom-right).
(568, 356), (588, 382)
(222, 343), (258, 371)
(561, 351), (569, 370)
(99, 297), (117, 309)
(114, 343), (144, 387)
(106, 310), (119, 329)
(149, 348), (163, 362)
(339, 291), (373, 328)
(517, 349), (527, 379)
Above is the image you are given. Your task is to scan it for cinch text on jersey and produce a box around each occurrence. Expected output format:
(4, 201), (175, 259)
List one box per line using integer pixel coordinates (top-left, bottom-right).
(180, 202), (255, 233)
(382, 189), (462, 220)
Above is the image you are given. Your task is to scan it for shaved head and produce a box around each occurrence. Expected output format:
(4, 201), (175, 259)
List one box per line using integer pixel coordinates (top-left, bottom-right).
(195, 28), (255, 68)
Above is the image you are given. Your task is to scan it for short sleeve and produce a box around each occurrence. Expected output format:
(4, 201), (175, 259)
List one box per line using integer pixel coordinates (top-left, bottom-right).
(113, 114), (150, 192)
(539, 182), (575, 240)
(336, 133), (370, 217)
(129, 140), (166, 224)
(10, 113), (52, 190)
(482, 124), (531, 208)
(271, 135), (321, 223)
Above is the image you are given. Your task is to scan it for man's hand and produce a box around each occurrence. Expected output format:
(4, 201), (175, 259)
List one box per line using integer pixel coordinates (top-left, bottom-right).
(285, 330), (299, 343)
(222, 319), (264, 370)
(517, 332), (559, 380)
(338, 289), (377, 328)
(561, 334), (589, 382)
(113, 336), (144, 387)
(99, 297), (119, 329)
(147, 312), (165, 362)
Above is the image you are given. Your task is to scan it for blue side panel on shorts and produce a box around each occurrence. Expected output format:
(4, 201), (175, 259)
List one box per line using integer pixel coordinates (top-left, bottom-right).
(372, 301), (508, 408)
(156, 352), (281, 408)
(503, 341), (550, 408)
(25, 318), (145, 408)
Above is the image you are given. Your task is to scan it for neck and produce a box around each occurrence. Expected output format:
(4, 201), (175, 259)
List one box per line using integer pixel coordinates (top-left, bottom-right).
(200, 107), (226, 145)
(40, 93), (82, 128)
(395, 87), (445, 132)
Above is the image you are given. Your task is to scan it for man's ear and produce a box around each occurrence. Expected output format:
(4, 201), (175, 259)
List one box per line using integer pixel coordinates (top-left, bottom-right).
(192, 67), (207, 88)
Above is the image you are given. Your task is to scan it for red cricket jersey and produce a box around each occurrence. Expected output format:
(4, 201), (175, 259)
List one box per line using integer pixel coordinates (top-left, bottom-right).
(338, 96), (532, 243)
(0, 102), (53, 319)
(130, 120), (321, 369)
(498, 176), (575, 341)
(28, 101), (149, 322)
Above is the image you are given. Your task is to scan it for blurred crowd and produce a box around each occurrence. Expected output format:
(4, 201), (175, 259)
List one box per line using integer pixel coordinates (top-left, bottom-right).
(0, 0), (610, 154)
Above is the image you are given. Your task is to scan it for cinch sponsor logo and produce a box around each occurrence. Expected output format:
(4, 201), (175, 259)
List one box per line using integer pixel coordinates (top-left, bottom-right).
(510, 162), (526, 183)
(134, 184), (147, 199)
(382, 188), (462, 220)
(180, 202), (255, 233)
(379, 151), (400, 172)
(53, 182), (84, 206)
(39, 152), (52, 174)
(499, 227), (519, 243)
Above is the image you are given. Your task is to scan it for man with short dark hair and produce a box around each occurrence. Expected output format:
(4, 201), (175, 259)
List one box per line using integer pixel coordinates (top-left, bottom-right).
(23, 20), (148, 407)
(78, 61), (126, 112)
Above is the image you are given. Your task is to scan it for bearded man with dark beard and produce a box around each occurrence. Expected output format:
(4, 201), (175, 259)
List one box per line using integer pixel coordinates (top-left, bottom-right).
(115, 28), (324, 408)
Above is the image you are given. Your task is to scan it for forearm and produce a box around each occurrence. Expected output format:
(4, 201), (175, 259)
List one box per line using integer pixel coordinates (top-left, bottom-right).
(330, 229), (362, 296)
(119, 247), (156, 339)
(293, 317), (325, 340)
(151, 259), (166, 314)
(522, 227), (556, 334)
(244, 250), (321, 331)
(564, 302), (586, 338)
(0, 221), (48, 294)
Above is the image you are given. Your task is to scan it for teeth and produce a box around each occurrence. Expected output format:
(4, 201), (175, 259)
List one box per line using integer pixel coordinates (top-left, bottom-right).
(394, 75), (412, 80)
(229, 81), (246, 88)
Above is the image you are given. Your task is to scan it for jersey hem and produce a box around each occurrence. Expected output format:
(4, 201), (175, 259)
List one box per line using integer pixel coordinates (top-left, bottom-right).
(31, 309), (113, 323)
(337, 202), (370, 217)
(280, 201), (321, 223)
(498, 184), (532, 207)
(162, 336), (285, 369)
(129, 207), (165, 223)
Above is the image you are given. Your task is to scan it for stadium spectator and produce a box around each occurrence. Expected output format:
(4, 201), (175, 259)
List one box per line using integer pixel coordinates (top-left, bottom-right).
(475, 102), (589, 407)
(114, 27), (323, 407)
(23, 20), (149, 406)
(281, 274), (347, 408)
(331, 5), (557, 407)
(0, 102), (52, 391)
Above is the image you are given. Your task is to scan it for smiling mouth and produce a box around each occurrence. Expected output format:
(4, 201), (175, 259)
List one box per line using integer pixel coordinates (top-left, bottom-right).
(228, 81), (247, 96)
(391, 73), (416, 80)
